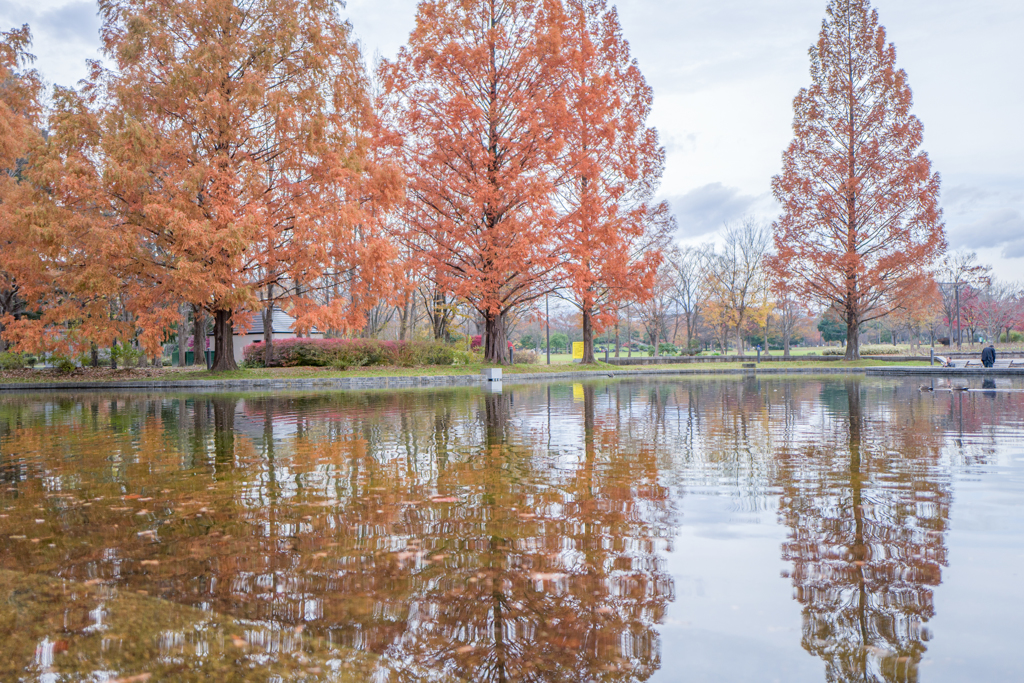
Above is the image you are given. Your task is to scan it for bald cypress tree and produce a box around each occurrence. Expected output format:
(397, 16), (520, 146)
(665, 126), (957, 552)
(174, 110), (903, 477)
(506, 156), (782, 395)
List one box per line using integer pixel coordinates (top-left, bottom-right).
(768, 0), (946, 360)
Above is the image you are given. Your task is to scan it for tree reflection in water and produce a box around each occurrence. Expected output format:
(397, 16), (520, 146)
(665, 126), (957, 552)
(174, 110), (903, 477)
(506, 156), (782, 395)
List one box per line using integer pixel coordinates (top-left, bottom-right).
(3, 379), (1018, 681)
(0, 387), (675, 681)
(388, 386), (675, 681)
(777, 380), (950, 682)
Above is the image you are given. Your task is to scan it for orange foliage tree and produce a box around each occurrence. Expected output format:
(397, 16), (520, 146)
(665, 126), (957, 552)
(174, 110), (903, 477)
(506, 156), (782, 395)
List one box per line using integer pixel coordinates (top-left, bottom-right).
(48, 0), (401, 370)
(555, 0), (669, 364)
(767, 0), (946, 360)
(380, 0), (565, 365)
(0, 27), (129, 358)
(0, 25), (42, 353)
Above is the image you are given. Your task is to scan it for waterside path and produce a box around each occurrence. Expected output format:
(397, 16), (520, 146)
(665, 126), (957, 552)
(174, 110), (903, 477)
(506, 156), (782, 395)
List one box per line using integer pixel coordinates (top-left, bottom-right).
(2, 363), (1023, 393)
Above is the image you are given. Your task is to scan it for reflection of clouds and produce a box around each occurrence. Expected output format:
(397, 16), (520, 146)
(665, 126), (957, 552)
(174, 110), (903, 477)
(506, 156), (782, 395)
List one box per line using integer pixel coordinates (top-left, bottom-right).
(3, 380), (1024, 680)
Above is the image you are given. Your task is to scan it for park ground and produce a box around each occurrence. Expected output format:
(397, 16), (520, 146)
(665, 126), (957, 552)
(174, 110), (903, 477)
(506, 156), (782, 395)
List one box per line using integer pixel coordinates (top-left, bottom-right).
(0, 354), (932, 385)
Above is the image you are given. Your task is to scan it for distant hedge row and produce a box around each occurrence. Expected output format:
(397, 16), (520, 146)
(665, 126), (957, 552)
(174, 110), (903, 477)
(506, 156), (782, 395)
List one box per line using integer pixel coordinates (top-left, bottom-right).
(820, 345), (901, 356)
(242, 338), (473, 369)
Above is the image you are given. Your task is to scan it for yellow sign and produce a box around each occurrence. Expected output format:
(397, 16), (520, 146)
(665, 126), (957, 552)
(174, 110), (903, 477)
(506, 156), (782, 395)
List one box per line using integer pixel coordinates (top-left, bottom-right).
(573, 383), (585, 402)
(572, 341), (584, 360)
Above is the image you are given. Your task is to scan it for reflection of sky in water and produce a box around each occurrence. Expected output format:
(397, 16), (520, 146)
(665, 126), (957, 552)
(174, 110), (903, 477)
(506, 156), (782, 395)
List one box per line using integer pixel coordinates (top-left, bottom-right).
(1, 377), (1024, 682)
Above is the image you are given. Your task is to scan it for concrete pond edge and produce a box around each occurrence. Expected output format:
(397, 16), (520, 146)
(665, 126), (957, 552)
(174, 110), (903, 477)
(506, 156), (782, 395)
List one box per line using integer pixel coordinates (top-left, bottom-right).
(4, 363), (1022, 393)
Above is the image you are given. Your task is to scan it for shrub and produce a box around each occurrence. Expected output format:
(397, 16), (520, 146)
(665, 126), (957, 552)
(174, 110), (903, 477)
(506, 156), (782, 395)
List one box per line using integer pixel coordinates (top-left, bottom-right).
(821, 345), (900, 356)
(111, 344), (144, 367)
(658, 343), (679, 356)
(470, 335), (482, 350)
(0, 352), (25, 370)
(49, 354), (77, 374)
(451, 349), (475, 366)
(513, 349), (538, 364)
(242, 338), (468, 369)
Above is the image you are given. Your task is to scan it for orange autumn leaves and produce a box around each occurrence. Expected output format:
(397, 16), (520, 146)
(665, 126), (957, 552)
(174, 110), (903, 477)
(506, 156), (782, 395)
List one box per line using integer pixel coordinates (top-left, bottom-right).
(0, 0), (669, 367)
(767, 0), (945, 360)
(379, 0), (669, 364)
(2, 1), (401, 368)
(3, 0), (950, 366)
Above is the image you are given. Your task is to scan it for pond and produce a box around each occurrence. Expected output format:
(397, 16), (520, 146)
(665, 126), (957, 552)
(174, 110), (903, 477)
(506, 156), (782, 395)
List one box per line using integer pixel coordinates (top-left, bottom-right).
(1, 376), (1023, 682)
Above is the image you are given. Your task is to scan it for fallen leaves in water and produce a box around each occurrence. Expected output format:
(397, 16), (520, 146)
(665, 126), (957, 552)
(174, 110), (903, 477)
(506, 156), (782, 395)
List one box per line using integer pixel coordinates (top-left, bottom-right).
(430, 496), (459, 503)
(530, 572), (566, 581)
(110, 674), (151, 683)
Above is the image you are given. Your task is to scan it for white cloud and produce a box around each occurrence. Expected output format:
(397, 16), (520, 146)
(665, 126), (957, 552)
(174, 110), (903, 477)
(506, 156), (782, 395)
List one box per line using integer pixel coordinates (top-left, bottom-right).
(667, 183), (764, 239)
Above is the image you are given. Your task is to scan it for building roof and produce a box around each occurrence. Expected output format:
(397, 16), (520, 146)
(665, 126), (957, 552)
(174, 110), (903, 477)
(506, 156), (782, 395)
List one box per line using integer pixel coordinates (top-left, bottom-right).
(208, 307), (317, 336)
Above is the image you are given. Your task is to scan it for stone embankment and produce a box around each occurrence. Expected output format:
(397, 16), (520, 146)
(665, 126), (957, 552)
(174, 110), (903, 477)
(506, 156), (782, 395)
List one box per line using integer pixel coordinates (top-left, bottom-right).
(2, 360), (1022, 393)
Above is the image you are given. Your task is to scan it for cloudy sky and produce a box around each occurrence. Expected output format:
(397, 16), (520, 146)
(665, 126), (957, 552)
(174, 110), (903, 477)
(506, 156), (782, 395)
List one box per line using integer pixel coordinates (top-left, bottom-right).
(3, 0), (1022, 279)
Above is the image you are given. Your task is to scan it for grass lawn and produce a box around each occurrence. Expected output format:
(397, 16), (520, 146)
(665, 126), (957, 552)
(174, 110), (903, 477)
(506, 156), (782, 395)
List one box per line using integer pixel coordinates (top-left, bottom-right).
(0, 357), (930, 385)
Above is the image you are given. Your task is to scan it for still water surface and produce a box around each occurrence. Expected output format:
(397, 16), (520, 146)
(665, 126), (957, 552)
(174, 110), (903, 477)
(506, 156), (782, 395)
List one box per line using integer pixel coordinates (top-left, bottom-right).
(1, 376), (1023, 682)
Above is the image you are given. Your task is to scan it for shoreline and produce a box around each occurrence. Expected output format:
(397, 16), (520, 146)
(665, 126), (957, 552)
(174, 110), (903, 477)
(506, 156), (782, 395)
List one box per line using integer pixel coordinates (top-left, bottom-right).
(2, 362), (1021, 393)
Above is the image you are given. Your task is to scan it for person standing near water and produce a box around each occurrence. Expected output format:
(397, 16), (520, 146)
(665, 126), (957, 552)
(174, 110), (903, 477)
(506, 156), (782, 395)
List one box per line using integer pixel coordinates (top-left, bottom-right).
(981, 343), (996, 368)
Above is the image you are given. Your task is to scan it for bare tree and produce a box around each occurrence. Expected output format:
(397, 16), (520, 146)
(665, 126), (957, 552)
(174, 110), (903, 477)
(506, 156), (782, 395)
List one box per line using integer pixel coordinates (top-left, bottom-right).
(636, 266), (675, 358)
(977, 279), (1020, 345)
(667, 245), (710, 352)
(937, 251), (990, 348)
(705, 218), (770, 357)
(773, 294), (808, 358)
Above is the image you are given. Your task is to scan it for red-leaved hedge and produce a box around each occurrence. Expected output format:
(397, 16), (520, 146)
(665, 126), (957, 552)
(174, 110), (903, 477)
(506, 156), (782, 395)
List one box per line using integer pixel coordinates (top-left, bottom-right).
(242, 338), (467, 369)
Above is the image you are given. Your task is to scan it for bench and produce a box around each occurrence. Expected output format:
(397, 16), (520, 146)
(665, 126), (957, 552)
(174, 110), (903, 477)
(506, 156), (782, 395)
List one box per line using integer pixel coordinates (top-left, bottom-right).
(960, 359), (1023, 369)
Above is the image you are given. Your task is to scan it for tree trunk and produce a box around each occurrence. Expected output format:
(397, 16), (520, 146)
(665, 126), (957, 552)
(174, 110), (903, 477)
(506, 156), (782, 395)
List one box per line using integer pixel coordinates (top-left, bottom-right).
(432, 290), (445, 340)
(403, 294), (411, 339)
(91, 343), (99, 368)
(844, 317), (861, 360)
(178, 307), (189, 367)
(783, 329), (791, 357)
(398, 297), (409, 341)
(211, 309), (238, 372)
(581, 306), (596, 364)
(191, 306), (207, 367)
(483, 310), (508, 365)
(110, 339), (118, 369)
(614, 316), (620, 358)
(263, 284), (274, 367)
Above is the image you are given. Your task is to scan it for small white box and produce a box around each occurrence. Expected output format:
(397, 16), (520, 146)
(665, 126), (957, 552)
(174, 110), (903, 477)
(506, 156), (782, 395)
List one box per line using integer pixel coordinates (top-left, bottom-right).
(481, 368), (503, 381)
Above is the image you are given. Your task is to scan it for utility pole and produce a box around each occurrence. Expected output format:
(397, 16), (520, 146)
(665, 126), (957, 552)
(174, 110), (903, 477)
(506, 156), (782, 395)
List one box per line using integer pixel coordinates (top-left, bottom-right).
(545, 293), (551, 365)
